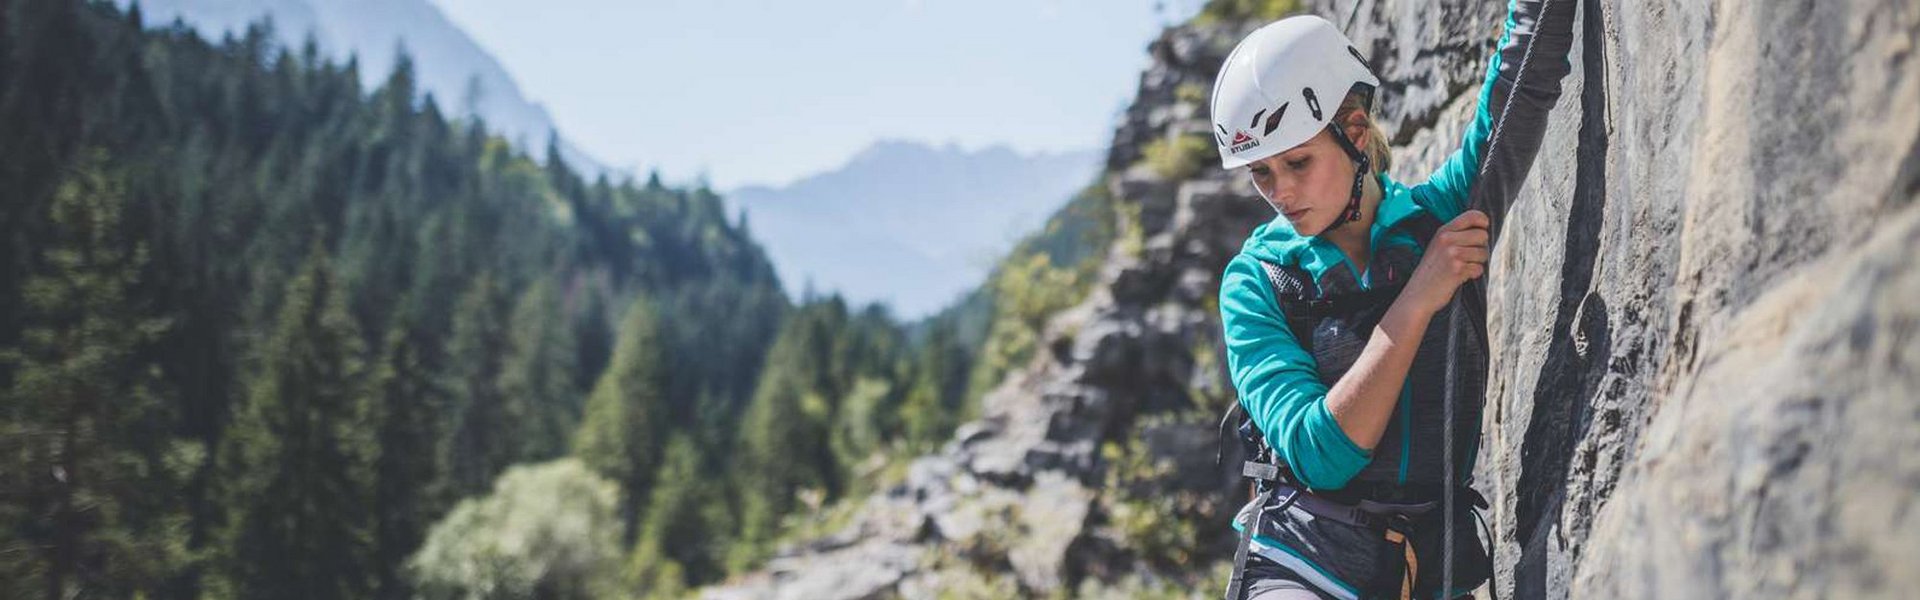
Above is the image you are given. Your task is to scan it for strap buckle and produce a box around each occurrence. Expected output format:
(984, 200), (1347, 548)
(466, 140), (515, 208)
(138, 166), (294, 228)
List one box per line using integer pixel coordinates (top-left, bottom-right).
(1241, 461), (1281, 482)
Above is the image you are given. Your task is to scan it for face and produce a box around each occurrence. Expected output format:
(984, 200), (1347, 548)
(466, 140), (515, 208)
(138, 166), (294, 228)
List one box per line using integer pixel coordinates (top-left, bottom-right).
(1244, 127), (1360, 237)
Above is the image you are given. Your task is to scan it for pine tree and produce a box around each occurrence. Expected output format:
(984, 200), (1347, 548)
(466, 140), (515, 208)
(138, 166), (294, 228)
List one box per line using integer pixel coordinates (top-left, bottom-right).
(219, 241), (373, 600)
(0, 154), (182, 599)
(498, 276), (580, 461)
(571, 278), (615, 395)
(830, 377), (895, 476)
(728, 303), (841, 570)
(573, 295), (668, 544)
(625, 434), (713, 596)
(443, 273), (515, 497)
(900, 320), (969, 450)
(368, 312), (446, 600)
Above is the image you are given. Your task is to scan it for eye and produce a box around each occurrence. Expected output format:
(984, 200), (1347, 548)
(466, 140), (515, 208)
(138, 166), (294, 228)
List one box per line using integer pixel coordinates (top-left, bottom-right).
(1285, 157), (1310, 171)
(1248, 164), (1272, 177)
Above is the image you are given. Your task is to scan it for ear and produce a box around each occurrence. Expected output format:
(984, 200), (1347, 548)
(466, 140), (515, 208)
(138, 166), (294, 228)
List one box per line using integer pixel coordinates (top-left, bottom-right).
(1342, 110), (1370, 150)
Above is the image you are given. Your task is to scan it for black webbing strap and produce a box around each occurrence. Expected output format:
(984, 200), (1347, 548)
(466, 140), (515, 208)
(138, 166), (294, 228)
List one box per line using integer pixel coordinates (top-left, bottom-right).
(1226, 483), (1274, 600)
(1380, 525), (1418, 600)
(1227, 462), (1300, 600)
(1324, 122), (1372, 230)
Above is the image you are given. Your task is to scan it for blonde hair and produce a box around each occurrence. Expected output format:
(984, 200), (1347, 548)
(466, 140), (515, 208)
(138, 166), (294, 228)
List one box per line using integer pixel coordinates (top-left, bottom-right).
(1336, 92), (1392, 174)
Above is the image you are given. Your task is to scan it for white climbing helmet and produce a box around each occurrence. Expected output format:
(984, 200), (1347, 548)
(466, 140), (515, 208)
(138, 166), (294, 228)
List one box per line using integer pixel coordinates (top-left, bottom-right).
(1210, 15), (1378, 170)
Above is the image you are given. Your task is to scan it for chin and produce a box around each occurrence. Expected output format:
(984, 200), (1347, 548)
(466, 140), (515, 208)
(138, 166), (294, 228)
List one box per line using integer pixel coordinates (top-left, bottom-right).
(1289, 218), (1328, 237)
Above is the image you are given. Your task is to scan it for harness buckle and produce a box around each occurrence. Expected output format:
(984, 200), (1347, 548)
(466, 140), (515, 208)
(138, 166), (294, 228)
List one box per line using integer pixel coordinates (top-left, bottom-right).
(1241, 461), (1281, 482)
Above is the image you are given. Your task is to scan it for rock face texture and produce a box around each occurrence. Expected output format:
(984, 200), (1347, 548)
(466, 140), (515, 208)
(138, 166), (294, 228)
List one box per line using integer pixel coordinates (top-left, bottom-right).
(704, 0), (1920, 597)
(1474, 0), (1920, 597)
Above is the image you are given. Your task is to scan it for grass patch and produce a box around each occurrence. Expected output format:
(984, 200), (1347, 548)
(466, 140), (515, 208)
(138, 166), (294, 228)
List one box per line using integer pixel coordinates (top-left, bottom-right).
(1139, 134), (1215, 181)
(1190, 0), (1302, 25)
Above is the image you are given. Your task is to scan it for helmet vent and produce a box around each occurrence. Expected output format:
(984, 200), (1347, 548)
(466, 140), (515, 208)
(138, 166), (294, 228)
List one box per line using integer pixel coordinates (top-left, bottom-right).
(1264, 103), (1289, 135)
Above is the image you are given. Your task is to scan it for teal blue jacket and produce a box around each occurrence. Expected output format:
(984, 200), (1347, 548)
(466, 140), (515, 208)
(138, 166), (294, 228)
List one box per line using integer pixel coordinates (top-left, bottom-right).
(1218, 0), (1566, 492)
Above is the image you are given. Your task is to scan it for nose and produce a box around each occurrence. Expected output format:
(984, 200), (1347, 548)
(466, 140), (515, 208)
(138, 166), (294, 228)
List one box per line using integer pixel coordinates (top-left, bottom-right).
(1255, 177), (1292, 205)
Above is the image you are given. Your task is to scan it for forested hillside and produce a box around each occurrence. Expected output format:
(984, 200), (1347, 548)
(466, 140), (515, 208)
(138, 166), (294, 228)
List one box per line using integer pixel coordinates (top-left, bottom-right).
(119, 0), (611, 174)
(0, 1), (1000, 597)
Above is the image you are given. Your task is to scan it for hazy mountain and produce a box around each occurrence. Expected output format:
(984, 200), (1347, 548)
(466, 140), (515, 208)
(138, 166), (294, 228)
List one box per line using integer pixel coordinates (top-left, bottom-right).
(727, 140), (1101, 319)
(123, 0), (607, 173)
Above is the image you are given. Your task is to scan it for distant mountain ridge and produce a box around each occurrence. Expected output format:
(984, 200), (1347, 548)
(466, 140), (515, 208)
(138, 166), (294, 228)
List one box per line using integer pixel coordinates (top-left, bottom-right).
(123, 0), (608, 174)
(726, 139), (1101, 319)
(124, 1), (1102, 319)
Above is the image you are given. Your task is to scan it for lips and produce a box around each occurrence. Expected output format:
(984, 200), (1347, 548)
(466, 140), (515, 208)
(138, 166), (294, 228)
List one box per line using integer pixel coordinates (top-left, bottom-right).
(1283, 207), (1310, 220)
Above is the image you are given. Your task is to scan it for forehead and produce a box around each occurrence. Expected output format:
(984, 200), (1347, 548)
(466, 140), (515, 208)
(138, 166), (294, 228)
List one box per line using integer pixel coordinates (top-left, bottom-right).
(1284, 129), (1331, 155)
(1253, 132), (1329, 167)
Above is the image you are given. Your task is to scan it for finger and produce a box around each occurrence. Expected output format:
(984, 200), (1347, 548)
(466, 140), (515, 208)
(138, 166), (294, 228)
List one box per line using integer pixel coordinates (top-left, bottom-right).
(1445, 210), (1491, 231)
(1460, 209), (1491, 228)
(1438, 229), (1490, 250)
(1455, 228), (1489, 247)
(1443, 220), (1482, 241)
(1447, 251), (1490, 271)
(1450, 245), (1490, 262)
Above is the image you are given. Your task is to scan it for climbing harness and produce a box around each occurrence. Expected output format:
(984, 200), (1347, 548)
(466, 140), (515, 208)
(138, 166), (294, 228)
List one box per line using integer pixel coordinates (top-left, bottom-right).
(1217, 238), (1496, 600)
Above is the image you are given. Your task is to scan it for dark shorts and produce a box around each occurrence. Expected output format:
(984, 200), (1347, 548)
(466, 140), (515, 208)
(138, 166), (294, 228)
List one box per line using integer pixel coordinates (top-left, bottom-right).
(1240, 554), (1334, 600)
(1247, 578), (1334, 600)
(1237, 554), (1474, 600)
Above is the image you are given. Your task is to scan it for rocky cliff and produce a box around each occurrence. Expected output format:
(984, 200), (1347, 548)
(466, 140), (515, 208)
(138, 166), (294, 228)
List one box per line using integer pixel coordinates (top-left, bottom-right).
(703, 0), (1920, 597)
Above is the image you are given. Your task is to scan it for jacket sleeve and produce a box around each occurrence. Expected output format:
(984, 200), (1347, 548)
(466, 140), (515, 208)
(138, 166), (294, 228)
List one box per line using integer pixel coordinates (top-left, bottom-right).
(1220, 256), (1370, 490)
(1410, 0), (1580, 236)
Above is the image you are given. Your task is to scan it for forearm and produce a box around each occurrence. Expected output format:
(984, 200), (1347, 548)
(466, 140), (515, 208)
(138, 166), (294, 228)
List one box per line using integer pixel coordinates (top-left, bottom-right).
(1468, 0), (1581, 237)
(1323, 296), (1435, 450)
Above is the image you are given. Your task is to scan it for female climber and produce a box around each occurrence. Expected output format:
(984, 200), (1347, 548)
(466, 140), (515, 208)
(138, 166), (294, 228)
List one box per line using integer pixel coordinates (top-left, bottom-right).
(1211, 0), (1579, 598)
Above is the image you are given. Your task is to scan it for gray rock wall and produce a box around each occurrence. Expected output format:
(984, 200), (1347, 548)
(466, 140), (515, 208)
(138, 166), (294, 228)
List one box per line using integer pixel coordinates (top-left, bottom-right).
(703, 0), (1920, 597)
(1354, 0), (1920, 597)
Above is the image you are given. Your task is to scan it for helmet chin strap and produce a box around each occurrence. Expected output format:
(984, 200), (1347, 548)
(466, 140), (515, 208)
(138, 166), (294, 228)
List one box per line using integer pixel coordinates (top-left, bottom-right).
(1322, 122), (1371, 234)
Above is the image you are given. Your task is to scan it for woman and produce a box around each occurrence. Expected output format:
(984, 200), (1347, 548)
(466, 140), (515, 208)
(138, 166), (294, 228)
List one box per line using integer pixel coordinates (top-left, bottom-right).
(1211, 1), (1578, 599)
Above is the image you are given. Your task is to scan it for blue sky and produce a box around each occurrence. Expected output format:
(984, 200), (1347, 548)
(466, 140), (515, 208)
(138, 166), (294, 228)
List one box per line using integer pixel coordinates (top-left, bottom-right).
(426, 0), (1204, 188)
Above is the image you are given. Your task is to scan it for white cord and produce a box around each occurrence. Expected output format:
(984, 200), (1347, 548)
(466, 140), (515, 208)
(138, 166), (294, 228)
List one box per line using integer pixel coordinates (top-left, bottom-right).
(1476, 0), (1558, 182)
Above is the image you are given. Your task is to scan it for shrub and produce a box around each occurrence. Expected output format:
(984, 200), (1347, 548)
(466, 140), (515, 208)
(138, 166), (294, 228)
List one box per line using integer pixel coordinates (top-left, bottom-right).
(1140, 134), (1216, 181)
(1192, 0), (1302, 25)
(409, 459), (624, 600)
